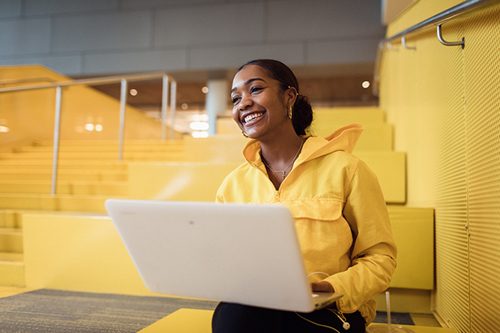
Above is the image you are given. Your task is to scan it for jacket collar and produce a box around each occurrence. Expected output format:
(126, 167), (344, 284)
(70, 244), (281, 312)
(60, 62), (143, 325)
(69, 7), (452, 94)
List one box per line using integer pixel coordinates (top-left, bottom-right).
(242, 123), (364, 166)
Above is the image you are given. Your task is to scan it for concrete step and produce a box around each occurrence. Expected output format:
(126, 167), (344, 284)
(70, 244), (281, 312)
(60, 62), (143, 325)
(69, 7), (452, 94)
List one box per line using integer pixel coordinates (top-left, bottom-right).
(0, 160), (128, 171)
(356, 151), (406, 204)
(0, 210), (23, 228)
(312, 107), (386, 124)
(18, 143), (184, 153)
(0, 228), (23, 253)
(33, 139), (184, 148)
(0, 194), (113, 212)
(0, 170), (127, 182)
(311, 123), (394, 151)
(0, 180), (128, 196)
(0, 252), (25, 287)
(0, 151), (185, 161)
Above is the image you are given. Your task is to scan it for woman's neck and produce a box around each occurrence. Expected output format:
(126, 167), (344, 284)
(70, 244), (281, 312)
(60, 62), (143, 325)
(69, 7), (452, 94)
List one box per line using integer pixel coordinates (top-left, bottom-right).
(259, 131), (305, 189)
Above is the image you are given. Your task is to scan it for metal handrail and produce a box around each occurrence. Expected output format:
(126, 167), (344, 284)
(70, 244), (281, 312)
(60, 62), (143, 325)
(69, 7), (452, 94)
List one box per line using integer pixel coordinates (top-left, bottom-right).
(373, 0), (500, 95)
(0, 71), (177, 195)
(0, 77), (57, 86)
(0, 71), (175, 92)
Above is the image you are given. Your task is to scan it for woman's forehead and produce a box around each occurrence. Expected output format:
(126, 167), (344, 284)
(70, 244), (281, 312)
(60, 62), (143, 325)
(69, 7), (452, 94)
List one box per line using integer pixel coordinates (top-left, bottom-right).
(232, 65), (271, 88)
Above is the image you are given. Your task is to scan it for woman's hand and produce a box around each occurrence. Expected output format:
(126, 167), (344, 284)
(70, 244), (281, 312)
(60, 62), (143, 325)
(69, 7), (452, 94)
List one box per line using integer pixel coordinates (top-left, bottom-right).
(311, 281), (334, 293)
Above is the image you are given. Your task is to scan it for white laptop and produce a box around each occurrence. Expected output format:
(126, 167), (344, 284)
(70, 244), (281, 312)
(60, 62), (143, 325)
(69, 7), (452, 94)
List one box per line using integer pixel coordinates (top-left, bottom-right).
(105, 199), (343, 313)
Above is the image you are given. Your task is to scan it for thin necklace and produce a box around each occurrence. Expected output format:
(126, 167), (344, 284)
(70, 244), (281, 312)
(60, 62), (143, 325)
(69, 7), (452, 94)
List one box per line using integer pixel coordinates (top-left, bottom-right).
(261, 139), (305, 181)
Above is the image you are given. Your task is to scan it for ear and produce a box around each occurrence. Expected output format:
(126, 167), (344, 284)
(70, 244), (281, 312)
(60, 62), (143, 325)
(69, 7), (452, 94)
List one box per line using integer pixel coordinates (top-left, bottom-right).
(285, 86), (298, 108)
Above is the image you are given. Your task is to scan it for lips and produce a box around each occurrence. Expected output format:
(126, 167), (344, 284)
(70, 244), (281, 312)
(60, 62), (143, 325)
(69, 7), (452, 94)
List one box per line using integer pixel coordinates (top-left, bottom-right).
(243, 112), (264, 124)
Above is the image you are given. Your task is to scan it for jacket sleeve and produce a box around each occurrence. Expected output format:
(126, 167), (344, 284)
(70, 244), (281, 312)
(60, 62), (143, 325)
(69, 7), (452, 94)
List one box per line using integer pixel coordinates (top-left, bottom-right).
(326, 159), (397, 313)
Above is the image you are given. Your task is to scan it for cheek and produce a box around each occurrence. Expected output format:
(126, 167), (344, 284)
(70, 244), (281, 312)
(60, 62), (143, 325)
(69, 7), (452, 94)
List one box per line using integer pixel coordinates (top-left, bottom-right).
(232, 108), (244, 128)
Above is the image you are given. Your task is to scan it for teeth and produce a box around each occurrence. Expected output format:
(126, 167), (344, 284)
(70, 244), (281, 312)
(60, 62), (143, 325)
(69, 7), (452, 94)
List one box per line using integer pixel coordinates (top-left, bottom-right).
(244, 113), (263, 123)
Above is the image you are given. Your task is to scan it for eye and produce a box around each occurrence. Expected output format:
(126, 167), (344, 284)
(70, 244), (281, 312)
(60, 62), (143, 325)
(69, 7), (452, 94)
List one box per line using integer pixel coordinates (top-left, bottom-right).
(250, 86), (263, 94)
(231, 96), (241, 105)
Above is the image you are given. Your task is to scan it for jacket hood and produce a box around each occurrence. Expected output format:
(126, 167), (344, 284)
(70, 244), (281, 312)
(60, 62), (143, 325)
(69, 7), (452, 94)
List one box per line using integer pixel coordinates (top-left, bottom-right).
(242, 123), (364, 165)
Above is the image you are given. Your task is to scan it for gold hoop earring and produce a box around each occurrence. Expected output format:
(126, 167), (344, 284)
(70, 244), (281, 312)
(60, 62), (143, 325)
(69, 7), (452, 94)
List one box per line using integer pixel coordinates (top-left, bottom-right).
(241, 130), (249, 138)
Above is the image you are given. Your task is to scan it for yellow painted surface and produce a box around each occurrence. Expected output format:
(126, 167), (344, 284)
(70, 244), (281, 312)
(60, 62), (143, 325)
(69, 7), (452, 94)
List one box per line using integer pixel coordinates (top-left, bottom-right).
(128, 153), (404, 203)
(218, 112), (393, 151)
(374, 288), (432, 314)
(312, 123), (394, 151)
(0, 286), (36, 298)
(0, 65), (181, 148)
(311, 108), (385, 129)
(0, 210), (23, 228)
(0, 260), (25, 286)
(216, 118), (240, 135)
(0, 229), (23, 253)
(139, 309), (213, 333)
(367, 324), (456, 333)
(356, 151), (406, 204)
(21, 206), (432, 297)
(0, 194), (111, 212)
(22, 213), (158, 296)
(128, 162), (241, 201)
(388, 206), (434, 290)
(183, 135), (247, 163)
(382, 1), (500, 330)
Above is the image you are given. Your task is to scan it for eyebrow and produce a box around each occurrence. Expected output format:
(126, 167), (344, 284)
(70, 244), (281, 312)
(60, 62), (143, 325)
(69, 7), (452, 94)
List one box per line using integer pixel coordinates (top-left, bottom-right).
(231, 78), (267, 94)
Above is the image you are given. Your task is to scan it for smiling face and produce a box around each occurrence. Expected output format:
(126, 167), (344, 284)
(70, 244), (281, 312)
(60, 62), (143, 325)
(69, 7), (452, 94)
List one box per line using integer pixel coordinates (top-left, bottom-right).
(231, 65), (295, 140)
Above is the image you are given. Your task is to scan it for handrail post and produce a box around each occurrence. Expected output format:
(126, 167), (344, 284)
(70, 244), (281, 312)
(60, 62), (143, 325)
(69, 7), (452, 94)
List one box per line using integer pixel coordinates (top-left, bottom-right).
(118, 79), (127, 161)
(169, 81), (177, 140)
(51, 86), (62, 195)
(161, 75), (169, 141)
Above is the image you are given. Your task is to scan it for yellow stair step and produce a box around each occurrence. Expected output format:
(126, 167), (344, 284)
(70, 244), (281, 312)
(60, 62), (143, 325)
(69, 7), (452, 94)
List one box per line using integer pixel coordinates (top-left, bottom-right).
(18, 144), (184, 153)
(0, 151), (185, 161)
(387, 206), (434, 290)
(0, 170), (127, 182)
(0, 160), (128, 171)
(367, 324), (456, 332)
(0, 194), (114, 212)
(139, 309), (213, 333)
(0, 253), (25, 287)
(312, 107), (386, 126)
(34, 139), (184, 147)
(0, 210), (24, 228)
(310, 123), (394, 151)
(0, 180), (128, 196)
(356, 151), (406, 204)
(0, 228), (23, 253)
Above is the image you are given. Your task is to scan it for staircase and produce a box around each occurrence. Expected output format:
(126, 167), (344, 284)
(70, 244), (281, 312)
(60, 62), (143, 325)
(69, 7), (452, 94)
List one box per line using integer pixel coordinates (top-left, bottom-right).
(0, 211), (23, 286)
(0, 139), (185, 287)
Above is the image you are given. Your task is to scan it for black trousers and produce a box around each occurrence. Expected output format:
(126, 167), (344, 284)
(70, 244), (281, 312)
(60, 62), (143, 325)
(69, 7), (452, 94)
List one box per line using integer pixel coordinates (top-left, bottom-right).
(212, 302), (366, 333)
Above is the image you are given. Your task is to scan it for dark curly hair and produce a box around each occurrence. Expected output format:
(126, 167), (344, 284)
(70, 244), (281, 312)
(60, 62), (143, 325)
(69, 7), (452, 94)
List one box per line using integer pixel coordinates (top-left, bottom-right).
(237, 59), (313, 135)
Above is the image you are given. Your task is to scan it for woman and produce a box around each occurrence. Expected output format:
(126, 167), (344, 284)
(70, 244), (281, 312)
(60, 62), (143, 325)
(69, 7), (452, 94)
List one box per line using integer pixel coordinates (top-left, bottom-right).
(212, 59), (397, 332)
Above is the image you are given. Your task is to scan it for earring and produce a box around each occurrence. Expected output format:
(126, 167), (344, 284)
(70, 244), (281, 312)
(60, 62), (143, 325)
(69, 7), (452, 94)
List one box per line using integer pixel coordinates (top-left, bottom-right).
(241, 130), (249, 138)
(288, 105), (293, 120)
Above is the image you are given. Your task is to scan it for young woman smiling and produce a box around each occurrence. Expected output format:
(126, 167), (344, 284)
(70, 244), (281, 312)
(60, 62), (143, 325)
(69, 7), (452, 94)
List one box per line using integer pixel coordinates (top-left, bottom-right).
(212, 59), (397, 333)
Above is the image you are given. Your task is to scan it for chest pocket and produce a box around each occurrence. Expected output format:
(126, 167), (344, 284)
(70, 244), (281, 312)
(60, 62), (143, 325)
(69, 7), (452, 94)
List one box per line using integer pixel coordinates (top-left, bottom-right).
(280, 198), (344, 222)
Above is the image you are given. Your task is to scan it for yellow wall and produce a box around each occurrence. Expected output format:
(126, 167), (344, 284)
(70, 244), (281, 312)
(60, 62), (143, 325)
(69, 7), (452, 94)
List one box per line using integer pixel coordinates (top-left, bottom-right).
(380, 1), (500, 331)
(0, 65), (181, 149)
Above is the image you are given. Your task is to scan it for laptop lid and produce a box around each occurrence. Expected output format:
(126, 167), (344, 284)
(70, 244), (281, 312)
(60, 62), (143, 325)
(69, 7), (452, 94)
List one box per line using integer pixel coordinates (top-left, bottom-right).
(105, 199), (341, 312)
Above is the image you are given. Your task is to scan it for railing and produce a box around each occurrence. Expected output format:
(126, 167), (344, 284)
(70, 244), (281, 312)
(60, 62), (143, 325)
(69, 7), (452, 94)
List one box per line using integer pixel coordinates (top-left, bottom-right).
(0, 71), (177, 195)
(0, 77), (57, 86)
(373, 0), (500, 95)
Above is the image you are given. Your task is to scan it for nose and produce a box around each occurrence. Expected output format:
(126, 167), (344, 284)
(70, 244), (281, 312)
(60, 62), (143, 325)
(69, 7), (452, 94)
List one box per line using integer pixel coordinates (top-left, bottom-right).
(237, 94), (252, 110)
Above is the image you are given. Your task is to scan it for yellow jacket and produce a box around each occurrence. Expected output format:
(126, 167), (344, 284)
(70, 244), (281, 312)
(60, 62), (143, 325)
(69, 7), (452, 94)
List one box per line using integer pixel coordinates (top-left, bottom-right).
(216, 124), (397, 324)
